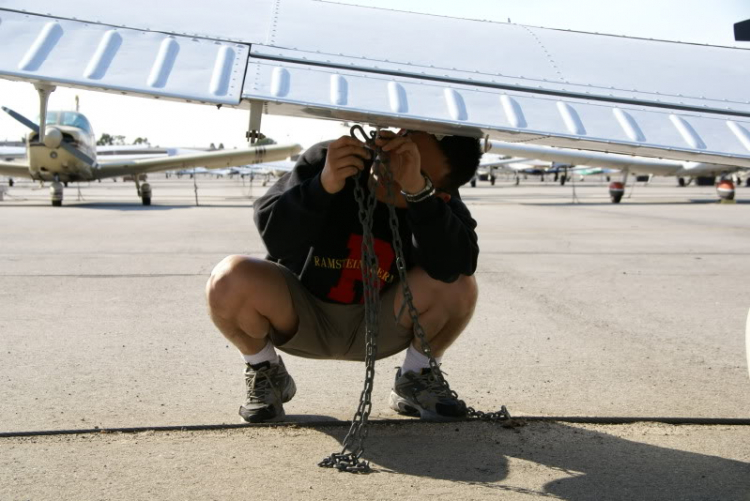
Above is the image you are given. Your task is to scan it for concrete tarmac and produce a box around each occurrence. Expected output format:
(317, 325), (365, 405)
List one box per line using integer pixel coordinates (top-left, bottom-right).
(1, 176), (749, 499)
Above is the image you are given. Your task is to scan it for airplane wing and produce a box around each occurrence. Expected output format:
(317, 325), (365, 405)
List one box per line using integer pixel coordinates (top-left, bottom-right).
(0, 146), (26, 160)
(485, 140), (687, 176)
(93, 143), (301, 180)
(0, 1), (749, 167)
(480, 157), (529, 168)
(0, 161), (32, 178)
(478, 156), (531, 174)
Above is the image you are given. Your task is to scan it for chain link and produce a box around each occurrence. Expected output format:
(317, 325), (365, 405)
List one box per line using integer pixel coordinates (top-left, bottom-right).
(319, 125), (510, 474)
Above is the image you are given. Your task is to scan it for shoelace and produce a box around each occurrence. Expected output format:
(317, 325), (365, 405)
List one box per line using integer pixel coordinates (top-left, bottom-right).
(246, 368), (280, 404)
(414, 371), (456, 401)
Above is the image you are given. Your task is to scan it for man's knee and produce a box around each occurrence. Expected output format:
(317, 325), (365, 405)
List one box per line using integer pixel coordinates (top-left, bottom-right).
(456, 275), (479, 314)
(407, 268), (478, 315)
(206, 255), (260, 315)
(452, 274), (478, 316)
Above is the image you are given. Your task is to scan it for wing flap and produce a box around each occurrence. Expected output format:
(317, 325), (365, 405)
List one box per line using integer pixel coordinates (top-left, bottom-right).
(0, 11), (248, 105)
(244, 58), (750, 168)
(94, 144), (301, 179)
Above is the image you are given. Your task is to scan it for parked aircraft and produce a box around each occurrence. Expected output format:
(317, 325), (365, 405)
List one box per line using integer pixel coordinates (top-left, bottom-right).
(0, 105), (300, 206)
(485, 141), (749, 202)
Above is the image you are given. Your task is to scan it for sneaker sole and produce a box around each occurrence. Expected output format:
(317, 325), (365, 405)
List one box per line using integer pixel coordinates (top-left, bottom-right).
(239, 406), (287, 424)
(389, 391), (460, 421)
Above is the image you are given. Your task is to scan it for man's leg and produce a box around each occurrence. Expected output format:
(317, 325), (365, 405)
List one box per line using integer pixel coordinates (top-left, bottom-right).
(389, 267), (478, 419)
(206, 255), (298, 422)
(206, 255), (298, 354)
(393, 267), (478, 358)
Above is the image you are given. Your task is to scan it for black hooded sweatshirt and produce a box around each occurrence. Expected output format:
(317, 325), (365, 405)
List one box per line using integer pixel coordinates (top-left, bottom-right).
(253, 141), (479, 305)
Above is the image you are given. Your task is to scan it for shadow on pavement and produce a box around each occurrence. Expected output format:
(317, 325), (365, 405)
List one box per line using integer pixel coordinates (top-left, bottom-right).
(320, 421), (749, 500)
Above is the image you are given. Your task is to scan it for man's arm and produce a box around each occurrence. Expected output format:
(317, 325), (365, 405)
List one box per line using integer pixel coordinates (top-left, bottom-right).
(253, 144), (335, 259)
(406, 195), (479, 283)
(253, 137), (371, 260)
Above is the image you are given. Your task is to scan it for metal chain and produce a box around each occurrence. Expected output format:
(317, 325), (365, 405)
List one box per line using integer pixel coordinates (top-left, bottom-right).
(318, 126), (383, 473)
(319, 125), (510, 474)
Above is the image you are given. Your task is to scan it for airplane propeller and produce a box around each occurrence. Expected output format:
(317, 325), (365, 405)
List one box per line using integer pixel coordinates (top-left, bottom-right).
(1, 106), (97, 167)
(735, 19), (750, 41)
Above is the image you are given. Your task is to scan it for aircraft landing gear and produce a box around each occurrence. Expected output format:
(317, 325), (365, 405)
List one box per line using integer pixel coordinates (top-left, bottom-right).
(140, 182), (152, 206)
(560, 175), (567, 186)
(678, 177), (686, 187)
(609, 181), (625, 204)
(490, 175), (496, 186)
(50, 181), (64, 206)
(470, 177), (476, 188)
(746, 178), (750, 188)
(134, 175), (151, 206)
(8, 178), (13, 187)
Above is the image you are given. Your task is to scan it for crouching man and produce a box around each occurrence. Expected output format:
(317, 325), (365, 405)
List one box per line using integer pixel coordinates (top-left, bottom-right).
(206, 129), (482, 422)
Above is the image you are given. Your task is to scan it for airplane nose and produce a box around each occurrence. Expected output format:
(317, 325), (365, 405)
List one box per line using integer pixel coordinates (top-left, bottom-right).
(43, 127), (62, 149)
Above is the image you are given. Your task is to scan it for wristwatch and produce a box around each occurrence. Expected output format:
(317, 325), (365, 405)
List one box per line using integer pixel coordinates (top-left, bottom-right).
(401, 175), (436, 203)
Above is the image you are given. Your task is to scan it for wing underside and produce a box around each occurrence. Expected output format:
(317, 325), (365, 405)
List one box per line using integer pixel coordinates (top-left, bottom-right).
(94, 144), (301, 180)
(0, 1), (749, 167)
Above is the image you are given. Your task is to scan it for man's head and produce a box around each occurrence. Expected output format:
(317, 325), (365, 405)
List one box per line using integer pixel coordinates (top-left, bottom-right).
(408, 131), (482, 195)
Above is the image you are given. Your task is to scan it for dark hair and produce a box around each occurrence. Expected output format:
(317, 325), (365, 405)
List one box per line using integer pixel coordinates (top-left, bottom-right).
(436, 135), (482, 193)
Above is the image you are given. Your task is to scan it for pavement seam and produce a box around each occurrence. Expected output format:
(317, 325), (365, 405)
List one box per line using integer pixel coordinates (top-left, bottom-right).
(2, 416), (749, 438)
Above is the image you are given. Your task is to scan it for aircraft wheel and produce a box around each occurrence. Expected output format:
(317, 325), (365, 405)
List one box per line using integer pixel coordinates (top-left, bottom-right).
(470, 178), (476, 188)
(140, 182), (152, 206)
(678, 177), (686, 187)
(50, 181), (64, 207)
(490, 176), (496, 186)
(8, 178), (14, 187)
(746, 178), (750, 188)
(560, 176), (566, 186)
(609, 182), (625, 204)
(514, 177), (520, 186)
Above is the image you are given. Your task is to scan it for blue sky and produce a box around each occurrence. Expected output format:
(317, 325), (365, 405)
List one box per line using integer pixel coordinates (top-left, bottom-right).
(1, 0), (748, 148)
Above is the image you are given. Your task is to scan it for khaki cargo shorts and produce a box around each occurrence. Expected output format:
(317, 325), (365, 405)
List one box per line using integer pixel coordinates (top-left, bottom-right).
(269, 263), (413, 361)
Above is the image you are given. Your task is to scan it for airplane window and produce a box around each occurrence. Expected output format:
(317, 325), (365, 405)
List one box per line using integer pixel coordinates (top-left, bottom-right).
(42, 112), (59, 125)
(60, 112), (93, 134)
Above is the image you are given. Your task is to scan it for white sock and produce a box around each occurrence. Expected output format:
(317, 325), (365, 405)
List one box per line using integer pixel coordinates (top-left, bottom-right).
(241, 340), (279, 366)
(400, 344), (441, 375)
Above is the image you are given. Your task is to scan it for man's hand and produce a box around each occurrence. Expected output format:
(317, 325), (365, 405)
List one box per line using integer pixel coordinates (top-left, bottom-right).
(375, 131), (426, 194)
(321, 136), (371, 194)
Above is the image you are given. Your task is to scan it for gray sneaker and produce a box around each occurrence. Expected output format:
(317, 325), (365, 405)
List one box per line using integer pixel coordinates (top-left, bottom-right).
(239, 356), (296, 423)
(389, 367), (467, 420)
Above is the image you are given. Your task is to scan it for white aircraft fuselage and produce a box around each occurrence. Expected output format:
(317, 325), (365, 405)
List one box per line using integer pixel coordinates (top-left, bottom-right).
(26, 111), (97, 182)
